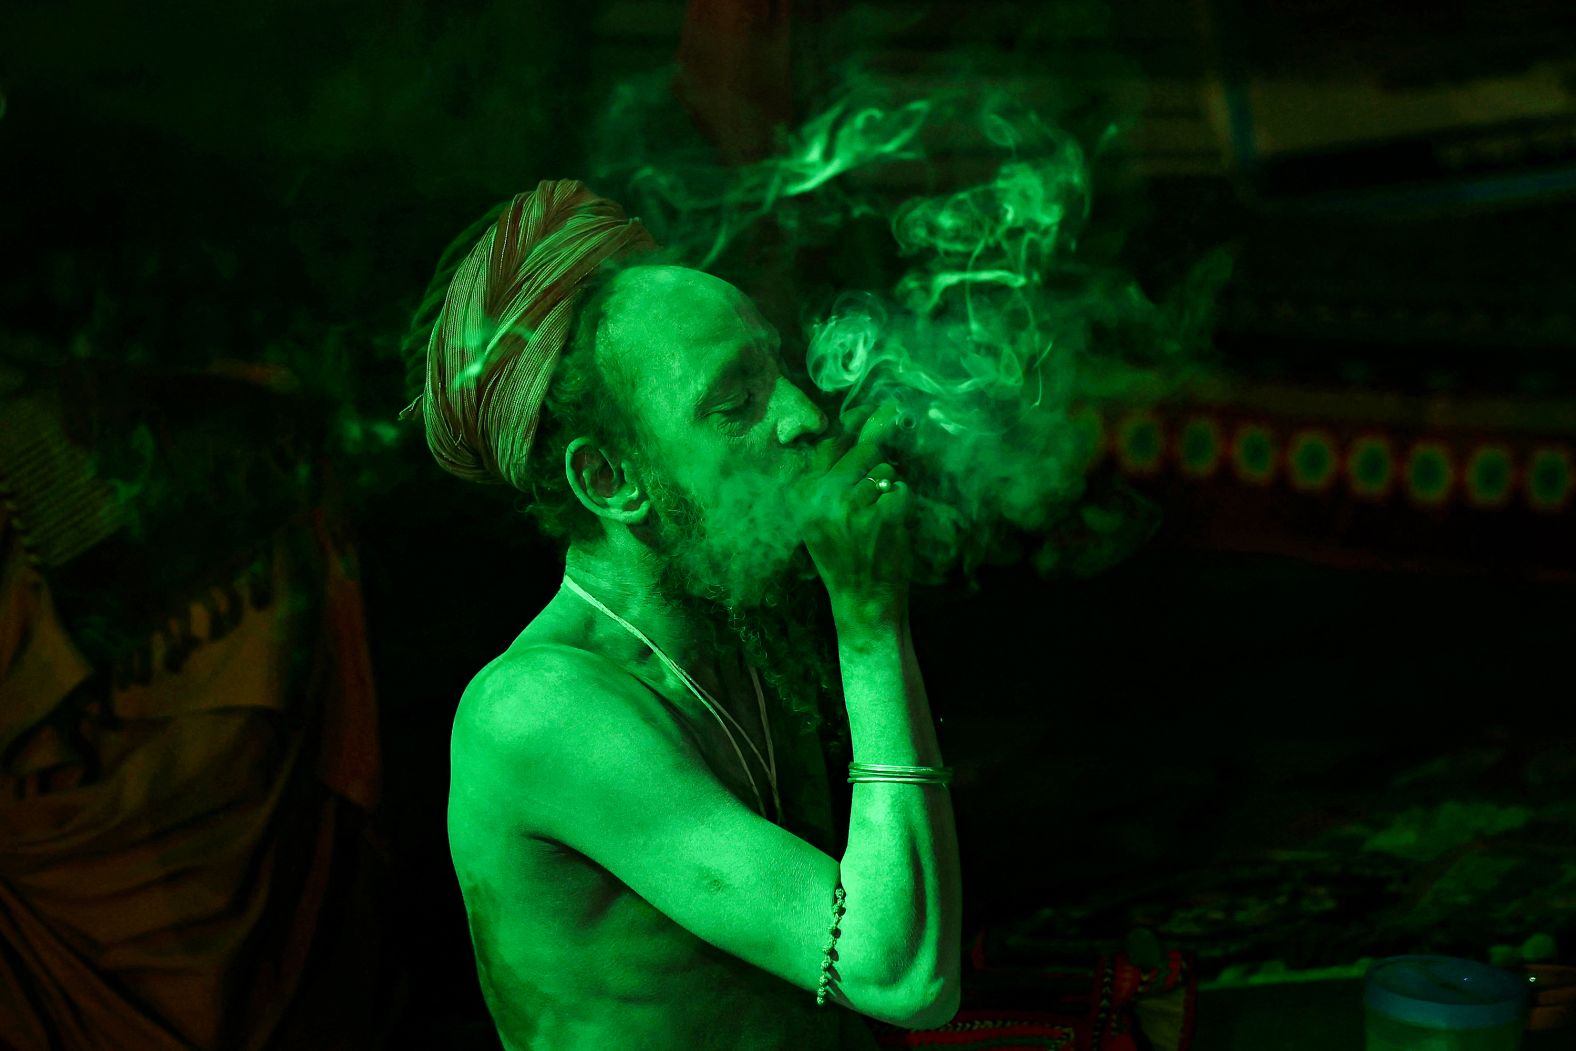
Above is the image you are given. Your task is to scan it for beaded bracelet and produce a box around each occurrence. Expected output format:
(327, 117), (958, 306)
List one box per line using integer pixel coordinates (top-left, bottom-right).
(815, 884), (847, 1006)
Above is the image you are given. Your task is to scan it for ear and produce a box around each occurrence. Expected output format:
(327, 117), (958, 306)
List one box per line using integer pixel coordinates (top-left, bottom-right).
(565, 437), (651, 525)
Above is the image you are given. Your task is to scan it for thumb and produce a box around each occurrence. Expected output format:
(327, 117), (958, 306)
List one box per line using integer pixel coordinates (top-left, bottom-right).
(840, 403), (879, 431)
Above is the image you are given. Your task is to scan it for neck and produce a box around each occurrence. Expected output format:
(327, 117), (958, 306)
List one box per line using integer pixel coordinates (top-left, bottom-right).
(559, 540), (736, 687)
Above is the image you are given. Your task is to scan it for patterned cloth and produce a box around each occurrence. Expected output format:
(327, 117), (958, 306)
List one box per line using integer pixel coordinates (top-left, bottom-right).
(398, 180), (657, 491)
(867, 935), (1197, 1051)
(0, 369), (386, 1050)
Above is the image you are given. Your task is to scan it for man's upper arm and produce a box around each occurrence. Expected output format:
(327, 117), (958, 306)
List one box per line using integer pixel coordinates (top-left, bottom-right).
(458, 642), (924, 1026)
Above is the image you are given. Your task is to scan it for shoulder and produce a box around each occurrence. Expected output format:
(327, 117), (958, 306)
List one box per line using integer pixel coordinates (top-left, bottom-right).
(483, 640), (625, 697)
(453, 642), (671, 766)
(450, 642), (655, 845)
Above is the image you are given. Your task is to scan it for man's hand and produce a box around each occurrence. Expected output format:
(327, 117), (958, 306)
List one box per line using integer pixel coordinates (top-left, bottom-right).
(792, 402), (913, 621)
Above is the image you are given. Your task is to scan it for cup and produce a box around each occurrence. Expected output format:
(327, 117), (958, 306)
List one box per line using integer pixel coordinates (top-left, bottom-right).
(1365, 955), (1529, 1051)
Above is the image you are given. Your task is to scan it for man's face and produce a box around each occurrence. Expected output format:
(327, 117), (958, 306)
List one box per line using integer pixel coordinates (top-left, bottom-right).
(596, 265), (833, 613)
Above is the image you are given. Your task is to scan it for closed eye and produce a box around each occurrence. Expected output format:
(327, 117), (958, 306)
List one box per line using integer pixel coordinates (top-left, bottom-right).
(718, 392), (756, 436)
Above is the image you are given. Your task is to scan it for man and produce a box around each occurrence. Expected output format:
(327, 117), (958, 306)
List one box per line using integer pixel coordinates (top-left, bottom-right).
(404, 180), (961, 1050)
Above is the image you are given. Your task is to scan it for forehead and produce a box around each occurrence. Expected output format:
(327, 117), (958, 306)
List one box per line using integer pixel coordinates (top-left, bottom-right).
(598, 266), (772, 397)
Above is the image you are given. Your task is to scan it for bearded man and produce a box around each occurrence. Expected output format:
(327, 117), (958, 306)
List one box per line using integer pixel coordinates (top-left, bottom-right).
(402, 180), (961, 1050)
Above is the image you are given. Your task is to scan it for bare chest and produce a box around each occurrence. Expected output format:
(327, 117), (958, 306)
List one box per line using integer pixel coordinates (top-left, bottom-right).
(509, 606), (838, 846)
(457, 828), (854, 1050)
(448, 624), (856, 1049)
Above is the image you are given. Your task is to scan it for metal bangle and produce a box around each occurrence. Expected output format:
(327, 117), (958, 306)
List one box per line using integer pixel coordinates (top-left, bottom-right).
(847, 762), (953, 786)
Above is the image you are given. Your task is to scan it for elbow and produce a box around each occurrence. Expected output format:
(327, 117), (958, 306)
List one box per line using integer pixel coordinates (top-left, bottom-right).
(900, 975), (962, 1031)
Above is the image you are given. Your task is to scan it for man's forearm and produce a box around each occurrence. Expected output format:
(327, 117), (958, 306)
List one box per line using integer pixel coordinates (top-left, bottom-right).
(829, 600), (963, 1025)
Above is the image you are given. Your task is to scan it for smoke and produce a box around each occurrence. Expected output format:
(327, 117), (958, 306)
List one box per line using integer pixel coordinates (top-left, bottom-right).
(590, 62), (1232, 588)
(622, 77), (932, 270)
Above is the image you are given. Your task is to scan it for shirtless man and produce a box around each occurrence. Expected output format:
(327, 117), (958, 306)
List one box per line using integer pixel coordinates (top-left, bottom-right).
(412, 182), (961, 1050)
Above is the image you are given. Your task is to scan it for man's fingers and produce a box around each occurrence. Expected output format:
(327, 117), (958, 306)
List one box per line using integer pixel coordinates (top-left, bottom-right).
(840, 403), (879, 431)
(827, 404), (902, 486)
(858, 403), (902, 442)
(834, 403), (895, 448)
(825, 441), (885, 489)
(842, 462), (894, 505)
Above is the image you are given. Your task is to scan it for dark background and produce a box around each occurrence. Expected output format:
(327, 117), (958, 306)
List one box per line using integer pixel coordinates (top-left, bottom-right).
(3, 1), (1575, 1045)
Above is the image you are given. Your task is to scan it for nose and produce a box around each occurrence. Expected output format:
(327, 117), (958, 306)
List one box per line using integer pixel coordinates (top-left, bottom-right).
(773, 378), (830, 449)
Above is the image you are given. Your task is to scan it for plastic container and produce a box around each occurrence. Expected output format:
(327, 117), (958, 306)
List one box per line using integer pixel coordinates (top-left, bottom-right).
(1365, 955), (1529, 1051)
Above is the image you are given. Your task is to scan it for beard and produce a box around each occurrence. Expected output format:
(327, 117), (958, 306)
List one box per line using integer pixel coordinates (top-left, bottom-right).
(637, 461), (846, 752)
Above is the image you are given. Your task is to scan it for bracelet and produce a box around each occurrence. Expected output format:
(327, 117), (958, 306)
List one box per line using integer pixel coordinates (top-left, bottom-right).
(819, 765), (948, 1007)
(815, 884), (847, 1006)
(847, 762), (953, 787)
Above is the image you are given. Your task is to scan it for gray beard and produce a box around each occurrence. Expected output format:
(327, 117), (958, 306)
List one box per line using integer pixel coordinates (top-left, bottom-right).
(641, 466), (842, 745)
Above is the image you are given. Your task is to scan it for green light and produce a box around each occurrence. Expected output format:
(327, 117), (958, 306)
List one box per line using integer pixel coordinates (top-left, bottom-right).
(1347, 435), (1393, 499)
(1232, 424), (1276, 485)
(1464, 445), (1514, 508)
(1071, 405), (1108, 468)
(1527, 446), (1573, 511)
(1117, 412), (1163, 474)
(1178, 417), (1222, 479)
(1406, 442), (1454, 507)
(1288, 429), (1337, 493)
